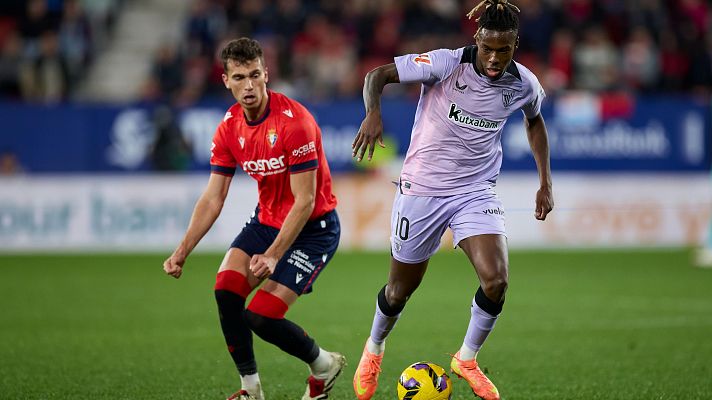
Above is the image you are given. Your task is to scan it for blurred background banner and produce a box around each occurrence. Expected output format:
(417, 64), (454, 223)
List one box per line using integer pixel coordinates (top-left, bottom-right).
(0, 94), (710, 173)
(1, 173), (709, 251)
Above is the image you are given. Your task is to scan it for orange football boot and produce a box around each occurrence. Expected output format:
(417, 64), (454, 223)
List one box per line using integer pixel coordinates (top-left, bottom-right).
(450, 351), (500, 400)
(353, 341), (383, 400)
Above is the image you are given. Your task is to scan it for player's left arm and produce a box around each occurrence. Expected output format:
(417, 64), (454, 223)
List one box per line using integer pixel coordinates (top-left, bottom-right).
(524, 113), (554, 221)
(249, 170), (316, 279)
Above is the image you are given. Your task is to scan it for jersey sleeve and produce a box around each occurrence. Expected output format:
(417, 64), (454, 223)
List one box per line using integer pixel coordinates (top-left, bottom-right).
(209, 121), (237, 176)
(283, 114), (319, 174)
(394, 48), (464, 84)
(521, 75), (546, 119)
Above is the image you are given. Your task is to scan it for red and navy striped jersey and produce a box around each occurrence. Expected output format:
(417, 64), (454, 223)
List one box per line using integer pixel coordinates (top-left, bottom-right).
(210, 90), (337, 229)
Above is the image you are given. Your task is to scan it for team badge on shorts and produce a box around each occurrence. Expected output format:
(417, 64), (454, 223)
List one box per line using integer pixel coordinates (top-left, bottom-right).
(502, 89), (515, 108)
(267, 129), (278, 147)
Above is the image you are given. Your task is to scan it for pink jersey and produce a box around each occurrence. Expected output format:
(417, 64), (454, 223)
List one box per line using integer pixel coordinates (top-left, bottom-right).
(394, 46), (545, 196)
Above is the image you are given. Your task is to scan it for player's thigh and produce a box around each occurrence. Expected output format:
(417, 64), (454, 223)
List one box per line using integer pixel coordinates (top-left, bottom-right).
(268, 210), (340, 299)
(459, 234), (509, 283)
(390, 190), (452, 264)
(260, 280), (299, 306)
(222, 209), (278, 288)
(218, 247), (263, 289)
(450, 189), (509, 280)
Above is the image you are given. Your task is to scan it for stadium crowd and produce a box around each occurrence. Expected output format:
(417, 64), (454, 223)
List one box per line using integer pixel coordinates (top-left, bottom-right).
(0, 0), (121, 102)
(0, 0), (710, 104)
(122, 0), (712, 104)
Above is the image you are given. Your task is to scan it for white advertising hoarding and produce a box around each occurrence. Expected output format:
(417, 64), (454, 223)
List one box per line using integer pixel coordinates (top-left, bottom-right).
(0, 173), (709, 252)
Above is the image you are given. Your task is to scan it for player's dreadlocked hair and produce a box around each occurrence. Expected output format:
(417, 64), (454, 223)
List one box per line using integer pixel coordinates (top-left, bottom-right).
(467, 0), (520, 37)
(220, 37), (264, 70)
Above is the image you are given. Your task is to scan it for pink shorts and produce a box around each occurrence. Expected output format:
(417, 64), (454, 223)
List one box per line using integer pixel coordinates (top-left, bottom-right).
(390, 188), (506, 264)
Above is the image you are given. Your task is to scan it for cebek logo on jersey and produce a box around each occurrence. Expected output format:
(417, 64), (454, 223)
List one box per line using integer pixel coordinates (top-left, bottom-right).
(267, 129), (278, 147)
(412, 53), (431, 65)
(238, 137), (245, 149)
(292, 141), (316, 157)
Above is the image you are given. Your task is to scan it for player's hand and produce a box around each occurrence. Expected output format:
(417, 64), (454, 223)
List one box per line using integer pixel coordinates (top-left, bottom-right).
(163, 252), (186, 279)
(352, 111), (386, 162)
(535, 185), (554, 220)
(249, 254), (278, 280)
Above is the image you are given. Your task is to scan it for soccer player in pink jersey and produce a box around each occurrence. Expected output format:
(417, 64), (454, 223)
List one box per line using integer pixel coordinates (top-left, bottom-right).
(163, 38), (344, 400)
(351, 1), (554, 399)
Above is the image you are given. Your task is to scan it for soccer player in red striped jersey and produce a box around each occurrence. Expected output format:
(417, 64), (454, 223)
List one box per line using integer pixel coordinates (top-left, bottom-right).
(163, 38), (344, 400)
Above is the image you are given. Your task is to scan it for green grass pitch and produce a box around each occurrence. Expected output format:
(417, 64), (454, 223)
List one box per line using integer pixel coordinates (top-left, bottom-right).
(1, 249), (711, 399)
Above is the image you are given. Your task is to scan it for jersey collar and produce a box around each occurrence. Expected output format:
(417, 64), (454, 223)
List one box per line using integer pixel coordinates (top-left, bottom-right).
(245, 91), (272, 126)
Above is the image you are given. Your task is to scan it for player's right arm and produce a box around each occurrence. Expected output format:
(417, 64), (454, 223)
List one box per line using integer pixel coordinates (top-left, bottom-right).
(164, 117), (236, 279)
(163, 173), (232, 279)
(352, 63), (399, 162)
(352, 49), (462, 161)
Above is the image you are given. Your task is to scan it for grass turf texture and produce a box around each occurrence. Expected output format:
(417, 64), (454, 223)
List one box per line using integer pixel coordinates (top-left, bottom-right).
(1, 250), (711, 399)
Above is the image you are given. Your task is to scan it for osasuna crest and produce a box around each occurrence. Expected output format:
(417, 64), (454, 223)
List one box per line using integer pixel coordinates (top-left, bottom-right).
(502, 89), (515, 108)
(266, 129), (278, 147)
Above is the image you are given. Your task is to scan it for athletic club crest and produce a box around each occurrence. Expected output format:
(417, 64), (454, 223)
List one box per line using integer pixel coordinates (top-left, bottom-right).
(266, 129), (278, 147)
(502, 89), (515, 108)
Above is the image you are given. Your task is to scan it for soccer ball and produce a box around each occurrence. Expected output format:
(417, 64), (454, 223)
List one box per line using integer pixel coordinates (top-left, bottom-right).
(397, 362), (453, 400)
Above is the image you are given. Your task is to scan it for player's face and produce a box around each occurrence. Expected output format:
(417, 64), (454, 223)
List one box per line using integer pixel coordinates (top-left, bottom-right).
(475, 29), (519, 80)
(222, 58), (269, 112)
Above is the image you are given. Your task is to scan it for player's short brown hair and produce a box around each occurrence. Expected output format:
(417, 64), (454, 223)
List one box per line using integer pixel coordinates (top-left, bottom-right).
(220, 38), (264, 71)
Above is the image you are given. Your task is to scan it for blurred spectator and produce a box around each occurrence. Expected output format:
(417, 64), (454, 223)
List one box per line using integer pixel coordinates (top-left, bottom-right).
(20, 30), (68, 103)
(58, 0), (92, 90)
(0, 32), (22, 98)
(518, 0), (555, 59)
(658, 31), (690, 92)
(573, 27), (619, 92)
(19, 0), (56, 59)
(544, 29), (574, 94)
(688, 36), (712, 95)
(148, 42), (184, 102)
(149, 105), (192, 171)
(622, 26), (659, 92)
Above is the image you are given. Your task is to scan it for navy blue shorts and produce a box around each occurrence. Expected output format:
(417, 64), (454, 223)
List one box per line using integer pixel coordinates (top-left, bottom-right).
(231, 208), (340, 295)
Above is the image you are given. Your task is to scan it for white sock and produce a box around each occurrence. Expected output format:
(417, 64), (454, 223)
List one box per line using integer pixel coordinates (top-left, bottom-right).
(240, 372), (261, 392)
(309, 348), (333, 379)
(366, 336), (386, 355)
(458, 343), (478, 361)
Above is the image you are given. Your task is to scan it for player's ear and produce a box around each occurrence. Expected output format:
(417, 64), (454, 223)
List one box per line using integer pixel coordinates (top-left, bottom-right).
(515, 36), (520, 49)
(222, 73), (229, 89)
(263, 67), (269, 84)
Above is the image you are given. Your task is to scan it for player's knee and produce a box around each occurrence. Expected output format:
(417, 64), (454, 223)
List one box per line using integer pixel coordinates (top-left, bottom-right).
(481, 275), (508, 303)
(246, 289), (289, 319)
(244, 309), (265, 331)
(384, 283), (411, 310)
(214, 270), (252, 298)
